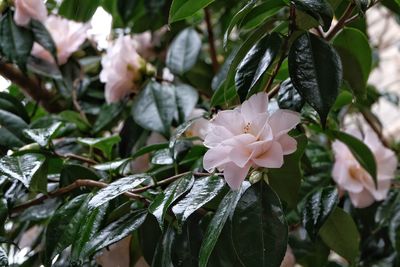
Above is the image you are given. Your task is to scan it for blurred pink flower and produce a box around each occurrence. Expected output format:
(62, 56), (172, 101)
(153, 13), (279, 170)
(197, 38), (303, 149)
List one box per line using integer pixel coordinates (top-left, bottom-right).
(31, 15), (89, 65)
(133, 31), (154, 60)
(332, 127), (397, 208)
(100, 35), (145, 103)
(14, 0), (47, 26)
(203, 92), (300, 190)
(186, 108), (210, 140)
(280, 246), (296, 267)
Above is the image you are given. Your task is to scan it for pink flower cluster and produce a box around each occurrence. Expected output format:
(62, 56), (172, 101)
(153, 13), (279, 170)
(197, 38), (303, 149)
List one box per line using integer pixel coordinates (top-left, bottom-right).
(332, 127), (397, 208)
(203, 93), (301, 190)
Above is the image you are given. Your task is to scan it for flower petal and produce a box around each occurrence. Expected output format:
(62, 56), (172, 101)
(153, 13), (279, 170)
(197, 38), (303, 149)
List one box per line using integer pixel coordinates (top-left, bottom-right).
(277, 134), (297, 155)
(223, 162), (251, 190)
(212, 110), (245, 135)
(331, 162), (364, 193)
(268, 110), (300, 137)
(240, 92), (269, 121)
(252, 141), (284, 168)
(348, 190), (375, 208)
(203, 126), (234, 148)
(203, 146), (231, 171)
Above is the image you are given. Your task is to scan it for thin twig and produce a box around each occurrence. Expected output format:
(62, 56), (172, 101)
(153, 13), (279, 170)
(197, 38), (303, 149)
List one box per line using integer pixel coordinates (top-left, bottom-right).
(326, 3), (355, 41)
(55, 152), (98, 165)
(204, 7), (219, 73)
(11, 179), (145, 215)
(71, 87), (89, 124)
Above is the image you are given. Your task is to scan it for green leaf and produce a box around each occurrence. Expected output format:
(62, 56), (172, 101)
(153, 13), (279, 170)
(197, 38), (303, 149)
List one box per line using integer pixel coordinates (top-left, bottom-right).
(0, 92), (30, 123)
(23, 122), (62, 147)
(292, 0), (334, 31)
(82, 210), (147, 257)
(375, 191), (400, 227)
(169, 0), (214, 23)
(232, 181), (288, 266)
(268, 134), (307, 208)
(331, 130), (377, 186)
(319, 207), (360, 263)
(172, 175), (225, 224)
(149, 173), (195, 231)
(92, 102), (124, 134)
(45, 194), (90, 265)
(0, 154), (45, 188)
(235, 32), (282, 101)
(0, 11), (34, 70)
(0, 107), (29, 141)
(59, 0), (100, 22)
(302, 186), (339, 239)
(78, 135), (121, 159)
(151, 148), (174, 165)
(0, 247), (8, 267)
(30, 20), (57, 61)
(199, 187), (245, 267)
(88, 174), (150, 209)
(333, 27), (372, 97)
(132, 81), (176, 136)
(60, 164), (100, 187)
(93, 158), (131, 172)
(175, 84), (199, 123)
(152, 226), (175, 267)
(0, 198), (7, 227)
(166, 28), (201, 75)
(277, 78), (305, 112)
(117, 0), (140, 23)
(240, 0), (286, 30)
(389, 207), (400, 252)
(288, 32), (342, 126)
(59, 110), (91, 132)
(132, 143), (169, 159)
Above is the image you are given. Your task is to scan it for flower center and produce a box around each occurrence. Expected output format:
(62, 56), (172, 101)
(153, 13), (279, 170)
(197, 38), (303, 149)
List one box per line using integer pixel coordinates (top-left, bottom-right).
(243, 122), (251, 133)
(349, 165), (368, 181)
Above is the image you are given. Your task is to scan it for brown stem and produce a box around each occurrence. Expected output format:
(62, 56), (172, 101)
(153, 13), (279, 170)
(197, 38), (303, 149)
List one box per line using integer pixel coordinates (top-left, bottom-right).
(71, 87), (89, 124)
(61, 153), (99, 164)
(0, 61), (64, 113)
(11, 179), (145, 215)
(326, 3), (355, 41)
(204, 7), (219, 73)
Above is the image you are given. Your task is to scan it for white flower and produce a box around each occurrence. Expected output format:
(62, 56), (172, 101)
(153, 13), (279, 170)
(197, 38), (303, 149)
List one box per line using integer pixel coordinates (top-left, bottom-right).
(14, 0), (47, 26)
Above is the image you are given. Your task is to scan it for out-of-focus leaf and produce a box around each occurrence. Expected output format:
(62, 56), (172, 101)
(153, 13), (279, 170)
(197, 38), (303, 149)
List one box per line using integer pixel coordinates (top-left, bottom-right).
(232, 181), (288, 266)
(82, 210), (147, 257)
(174, 84), (199, 123)
(333, 28), (371, 97)
(389, 208), (400, 252)
(288, 32), (342, 125)
(117, 0), (140, 23)
(169, 0), (214, 23)
(0, 247), (8, 267)
(30, 20), (57, 60)
(149, 173), (194, 231)
(23, 122), (62, 147)
(59, 111), (91, 132)
(59, 0), (100, 22)
(331, 130), (377, 186)
(172, 175), (225, 224)
(132, 81), (176, 136)
(319, 207), (360, 263)
(0, 92), (30, 123)
(88, 174), (150, 209)
(0, 109), (28, 141)
(375, 191), (400, 227)
(292, 0), (334, 31)
(78, 135), (121, 159)
(302, 186), (339, 239)
(0, 198), (7, 226)
(92, 103), (124, 134)
(235, 33), (282, 101)
(166, 28), (201, 75)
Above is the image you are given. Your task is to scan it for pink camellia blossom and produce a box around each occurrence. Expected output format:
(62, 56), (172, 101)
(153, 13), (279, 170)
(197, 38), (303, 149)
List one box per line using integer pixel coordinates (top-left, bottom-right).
(280, 246), (296, 267)
(100, 35), (145, 103)
(332, 127), (397, 208)
(31, 15), (89, 65)
(203, 92), (300, 190)
(186, 108), (210, 140)
(14, 0), (47, 26)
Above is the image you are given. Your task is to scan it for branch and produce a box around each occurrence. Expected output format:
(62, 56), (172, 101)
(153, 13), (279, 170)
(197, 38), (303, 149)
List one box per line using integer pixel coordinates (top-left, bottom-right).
(204, 7), (219, 73)
(0, 61), (65, 113)
(326, 3), (355, 41)
(11, 179), (145, 215)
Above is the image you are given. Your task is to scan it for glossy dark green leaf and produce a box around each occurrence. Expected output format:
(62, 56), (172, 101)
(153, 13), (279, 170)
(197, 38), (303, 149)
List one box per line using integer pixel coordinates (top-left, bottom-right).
(88, 174), (150, 209)
(331, 130), (377, 186)
(292, 0), (334, 31)
(151, 148), (174, 165)
(82, 210), (147, 256)
(240, 0), (286, 30)
(0, 198), (7, 226)
(172, 175), (225, 224)
(92, 102), (124, 134)
(132, 142), (169, 159)
(319, 207), (360, 263)
(0, 11), (34, 70)
(23, 122), (62, 147)
(375, 191), (400, 227)
(93, 158), (131, 172)
(149, 173), (195, 231)
(0, 92), (30, 123)
(303, 186), (339, 239)
(232, 181), (288, 267)
(175, 84), (199, 123)
(0, 154), (45, 188)
(199, 188), (244, 267)
(389, 208), (400, 252)
(117, 0), (140, 23)
(333, 28), (372, 97)
(60, 164), (100, 187)
(0, 247), (7, 267)
(0, 108), (28, 141)
(152, 225), (175, 267)
(288, 32), (342, 125)
(169, 0), (214, 23)
(30, 20), (57, 61)
(235, 33), (282, 101)
(132, 81), (176, 136)
(268, 134), (307, 208)
(166, 28), (201, 75)
(59, 0), (100, 22)
(277, 78), (305, 112)
(0, 128), (25, 148)
(78, 135), (121, 159)
(45, 194), (89, 266)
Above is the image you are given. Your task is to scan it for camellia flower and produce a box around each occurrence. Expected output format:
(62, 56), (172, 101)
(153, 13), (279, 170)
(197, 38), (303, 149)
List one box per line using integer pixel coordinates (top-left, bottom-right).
(203, 92), (301, 190)
(280, 246), (296, 267)
(186, 108), (210, 140)
(31, 15), (89, 65)
(332, 127), (397, 208)
(14, 0), (47, 26)
(100, 35), (145, 103)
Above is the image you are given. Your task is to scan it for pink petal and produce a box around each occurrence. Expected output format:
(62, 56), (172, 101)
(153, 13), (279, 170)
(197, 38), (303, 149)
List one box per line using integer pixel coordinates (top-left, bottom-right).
(203, 146), (231, 171)
(277, 134), (297, 155)
(348, 190), (375, 208)
(229, 145), (252, 168)
(14, 9), (30, 26)
(268, 110), (300, 137)
(212, 110), (245, 135)
(203, 126), (234, 148)
(241, 92), (269, 121)
(223, 162), (251, 190)
(331, 162), (364, 193)
(252, 141), (284, 168)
